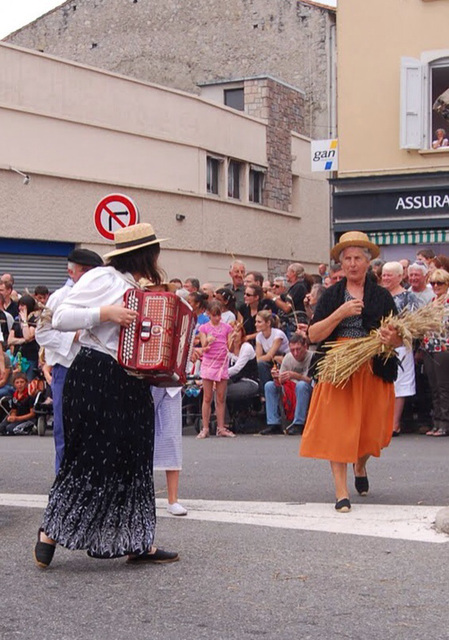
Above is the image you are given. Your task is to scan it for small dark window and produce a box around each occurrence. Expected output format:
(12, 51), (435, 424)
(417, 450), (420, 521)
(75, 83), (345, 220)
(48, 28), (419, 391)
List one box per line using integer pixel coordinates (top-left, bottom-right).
(207, 156), (220, 195)
(224, 88), (244, 112)
(249, 169), (264, 204)
(228, 160), (241, 199)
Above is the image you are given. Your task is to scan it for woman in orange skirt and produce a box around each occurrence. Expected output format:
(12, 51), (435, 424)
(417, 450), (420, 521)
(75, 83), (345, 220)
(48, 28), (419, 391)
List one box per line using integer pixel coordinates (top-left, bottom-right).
(300, 232), (402, 512)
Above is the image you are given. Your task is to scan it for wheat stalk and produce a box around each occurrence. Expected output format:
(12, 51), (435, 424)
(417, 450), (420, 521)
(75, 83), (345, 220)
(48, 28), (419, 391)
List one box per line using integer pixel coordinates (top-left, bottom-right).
(317, 302), (444, 388)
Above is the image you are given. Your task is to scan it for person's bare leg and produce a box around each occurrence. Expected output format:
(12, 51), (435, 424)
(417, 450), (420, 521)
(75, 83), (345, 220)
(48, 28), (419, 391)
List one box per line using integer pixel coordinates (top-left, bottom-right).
(330, 461), (348, 499)
(393, 397), (405, 433)
(166, 470), (179, 504)
(354, 453), (370, 477)
(197, 379), (212, 438)
(215, 380), (227, 431)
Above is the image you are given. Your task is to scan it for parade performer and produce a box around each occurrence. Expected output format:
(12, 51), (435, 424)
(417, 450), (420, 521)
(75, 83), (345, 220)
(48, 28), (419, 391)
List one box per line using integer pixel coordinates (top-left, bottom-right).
(34, 223), (179, 568)
(152, 385), (187, 516)
(300, 232), (401, 512)
(35, 248), (103, 473)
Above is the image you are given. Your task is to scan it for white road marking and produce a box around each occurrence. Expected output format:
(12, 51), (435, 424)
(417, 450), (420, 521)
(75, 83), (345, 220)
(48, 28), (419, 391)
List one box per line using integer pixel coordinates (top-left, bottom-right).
(1, 494), (446, 544)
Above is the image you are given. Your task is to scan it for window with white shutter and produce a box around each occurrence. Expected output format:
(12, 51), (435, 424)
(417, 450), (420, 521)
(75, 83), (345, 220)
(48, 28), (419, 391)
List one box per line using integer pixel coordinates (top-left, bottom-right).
(400, 57), (423, 149)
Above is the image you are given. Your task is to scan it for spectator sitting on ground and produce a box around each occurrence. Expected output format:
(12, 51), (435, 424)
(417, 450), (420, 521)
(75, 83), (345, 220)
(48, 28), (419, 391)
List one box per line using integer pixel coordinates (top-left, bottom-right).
(8, 294), (41, 381)
(240, 284), (264, 343)
(169, 278), (183, 290)
(1, 274), (19, 302)
(226, 322), (260, 417)
(187, 291), (210, 343)
(260, 333), (313, 436)
(34, 285), (50, 307)
(263, 280), (273, 296)
(0, 350), (14, 398)
(304, 284), (326, 321)
(416, 249), (435, 266)
(399, 259), (410, 288)
(183, 277), (200, 293)
(0, 293), (14, 340)
(0, 372), (35, 435)
(214, 288), (239, 324)
(318, 263), (328, 282)
(432, 128), (449, 149)
(244, 271), (264, 288)
(264, 276), (294, 337)
(200, 282), (215, 302)
(255, 310), (290, 394)
(224, 260), (246, 306)
(428, 255), (449, 280)
(0, 280), (18, 318)
(329, 263), (344, 285)
(408, 261), (434, 305)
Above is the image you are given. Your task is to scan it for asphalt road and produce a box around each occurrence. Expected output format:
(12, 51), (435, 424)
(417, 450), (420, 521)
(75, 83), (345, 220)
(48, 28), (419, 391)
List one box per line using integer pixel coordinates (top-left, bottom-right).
(1, 432), (449, 640)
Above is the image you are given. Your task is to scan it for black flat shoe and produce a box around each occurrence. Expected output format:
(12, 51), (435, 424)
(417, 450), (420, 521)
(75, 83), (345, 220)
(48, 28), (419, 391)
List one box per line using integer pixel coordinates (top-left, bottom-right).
(335, 498), (351, 513)
(126, 548), (179, 565)
(34, 528), (56, 569)
(354, 475), (369, 496)
(392, 430), (400, 437)
(259, 425), (283, 436)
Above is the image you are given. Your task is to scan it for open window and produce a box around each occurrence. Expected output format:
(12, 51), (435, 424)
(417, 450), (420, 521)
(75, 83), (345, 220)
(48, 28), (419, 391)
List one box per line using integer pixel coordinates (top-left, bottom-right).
(206, 155), (223, 195)
(249, 165), (266, 204)
(228, 160), (242, 199)
(400, 54), (449, 150)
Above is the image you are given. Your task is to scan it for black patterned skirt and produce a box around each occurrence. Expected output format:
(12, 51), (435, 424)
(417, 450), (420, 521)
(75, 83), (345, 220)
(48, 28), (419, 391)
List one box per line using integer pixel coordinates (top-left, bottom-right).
(42, 348), (155, 558)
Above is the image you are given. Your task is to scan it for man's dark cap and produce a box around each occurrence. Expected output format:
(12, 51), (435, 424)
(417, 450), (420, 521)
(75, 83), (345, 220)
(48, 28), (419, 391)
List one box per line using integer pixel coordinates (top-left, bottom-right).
(67, 248), (103, 267)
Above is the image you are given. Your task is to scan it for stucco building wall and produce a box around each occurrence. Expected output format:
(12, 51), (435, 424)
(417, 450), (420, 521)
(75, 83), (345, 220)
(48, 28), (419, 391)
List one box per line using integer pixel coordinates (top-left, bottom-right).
(0, 43), (329, 284)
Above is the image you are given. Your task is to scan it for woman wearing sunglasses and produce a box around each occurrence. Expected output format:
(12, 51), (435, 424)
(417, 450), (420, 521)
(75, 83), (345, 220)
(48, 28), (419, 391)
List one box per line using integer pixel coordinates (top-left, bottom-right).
(422, 268), (449, 437)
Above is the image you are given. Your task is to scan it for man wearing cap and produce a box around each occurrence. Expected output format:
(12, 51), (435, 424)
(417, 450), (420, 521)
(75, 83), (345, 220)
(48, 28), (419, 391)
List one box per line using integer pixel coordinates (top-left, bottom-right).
(36, 248), (103, 473)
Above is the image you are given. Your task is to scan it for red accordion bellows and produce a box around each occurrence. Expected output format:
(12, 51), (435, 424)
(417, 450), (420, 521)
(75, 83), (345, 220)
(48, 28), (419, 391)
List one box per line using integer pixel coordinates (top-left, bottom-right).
(118, 289), (196, 386)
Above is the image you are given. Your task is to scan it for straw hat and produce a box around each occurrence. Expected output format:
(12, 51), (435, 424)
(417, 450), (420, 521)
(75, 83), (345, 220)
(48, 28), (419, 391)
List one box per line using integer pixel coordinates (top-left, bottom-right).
(331, 231), (379, 261)
(103, 223), (168, 259)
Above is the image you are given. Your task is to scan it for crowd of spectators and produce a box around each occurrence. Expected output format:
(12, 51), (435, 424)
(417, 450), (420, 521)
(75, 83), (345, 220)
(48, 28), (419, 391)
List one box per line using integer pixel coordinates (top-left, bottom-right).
(1, 244), (449, 438)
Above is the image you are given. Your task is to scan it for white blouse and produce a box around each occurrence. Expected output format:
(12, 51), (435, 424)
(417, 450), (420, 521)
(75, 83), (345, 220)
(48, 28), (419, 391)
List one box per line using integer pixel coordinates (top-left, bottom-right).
(52, 266), (136, 359)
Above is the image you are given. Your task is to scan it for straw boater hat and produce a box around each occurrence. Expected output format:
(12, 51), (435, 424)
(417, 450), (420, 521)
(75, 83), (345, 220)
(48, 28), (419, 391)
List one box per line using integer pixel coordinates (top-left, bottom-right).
(103, 223), (168, 259)
(331, 231), (380, 262)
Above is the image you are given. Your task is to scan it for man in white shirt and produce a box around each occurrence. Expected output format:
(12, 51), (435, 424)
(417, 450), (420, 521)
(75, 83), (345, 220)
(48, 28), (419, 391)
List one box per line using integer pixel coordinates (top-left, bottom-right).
(408, 261), (433, 305)
(36, 248), (103, 472)
(260, 333), (313, 436)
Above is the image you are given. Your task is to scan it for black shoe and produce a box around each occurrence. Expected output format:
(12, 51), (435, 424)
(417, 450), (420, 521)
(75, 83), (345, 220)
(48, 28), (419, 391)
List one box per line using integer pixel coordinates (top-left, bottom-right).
(259, 425), (283, 435)
(33, 528), (56, 569)
(126, 548), (179, 565)
(335, 498), (351, 513)
(392, 430), (400, 437)
(284, 423), (304, 435)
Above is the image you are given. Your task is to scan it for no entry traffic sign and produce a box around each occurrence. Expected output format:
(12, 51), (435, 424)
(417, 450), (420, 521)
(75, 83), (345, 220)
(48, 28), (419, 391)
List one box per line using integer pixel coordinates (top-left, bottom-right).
(94, 194), (140, 241)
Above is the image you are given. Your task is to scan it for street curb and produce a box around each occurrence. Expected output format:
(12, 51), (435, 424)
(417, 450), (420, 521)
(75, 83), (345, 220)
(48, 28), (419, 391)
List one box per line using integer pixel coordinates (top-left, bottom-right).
(435, 507), (449, 534)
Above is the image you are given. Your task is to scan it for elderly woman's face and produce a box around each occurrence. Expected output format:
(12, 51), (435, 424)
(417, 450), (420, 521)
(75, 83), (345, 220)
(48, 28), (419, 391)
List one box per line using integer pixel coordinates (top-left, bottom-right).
(381, 269), (402, 291)
(340, 247), (370, 281)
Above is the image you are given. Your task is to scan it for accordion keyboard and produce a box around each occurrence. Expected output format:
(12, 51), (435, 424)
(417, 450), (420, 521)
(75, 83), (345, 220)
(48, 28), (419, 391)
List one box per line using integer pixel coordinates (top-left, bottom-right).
(122, 290), (139, 365)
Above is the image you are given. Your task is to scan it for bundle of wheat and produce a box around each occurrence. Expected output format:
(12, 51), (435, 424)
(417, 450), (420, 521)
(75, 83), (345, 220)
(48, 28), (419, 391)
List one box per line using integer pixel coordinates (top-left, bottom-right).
(317, 302), (444, 388)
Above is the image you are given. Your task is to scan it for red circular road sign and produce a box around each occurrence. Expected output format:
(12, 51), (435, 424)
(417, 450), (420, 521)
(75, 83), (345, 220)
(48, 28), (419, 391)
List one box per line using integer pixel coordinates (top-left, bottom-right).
(94, 193), (140, 241)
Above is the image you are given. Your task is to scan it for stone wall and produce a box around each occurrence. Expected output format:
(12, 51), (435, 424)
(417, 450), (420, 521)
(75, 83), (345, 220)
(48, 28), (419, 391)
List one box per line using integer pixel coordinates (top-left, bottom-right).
(5, 0), (335, 139)
(245, 77), (304, 211)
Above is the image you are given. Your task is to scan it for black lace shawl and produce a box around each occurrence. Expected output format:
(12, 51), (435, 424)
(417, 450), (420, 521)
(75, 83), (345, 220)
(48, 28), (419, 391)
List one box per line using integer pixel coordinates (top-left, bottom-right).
(310, 277), (399, 383)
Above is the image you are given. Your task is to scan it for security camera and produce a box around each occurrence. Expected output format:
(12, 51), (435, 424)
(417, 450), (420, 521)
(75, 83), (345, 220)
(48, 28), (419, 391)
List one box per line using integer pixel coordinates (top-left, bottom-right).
(175, 214), (186, 221)
(23, 175), (30, 186)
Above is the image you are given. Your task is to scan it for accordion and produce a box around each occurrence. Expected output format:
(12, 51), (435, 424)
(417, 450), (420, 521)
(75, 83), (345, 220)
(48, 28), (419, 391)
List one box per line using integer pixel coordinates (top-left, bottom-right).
(118, 289), (196, 386)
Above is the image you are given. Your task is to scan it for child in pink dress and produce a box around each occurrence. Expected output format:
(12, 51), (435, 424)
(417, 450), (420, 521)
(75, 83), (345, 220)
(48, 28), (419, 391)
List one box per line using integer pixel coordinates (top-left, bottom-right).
(197, 302), (235, 439)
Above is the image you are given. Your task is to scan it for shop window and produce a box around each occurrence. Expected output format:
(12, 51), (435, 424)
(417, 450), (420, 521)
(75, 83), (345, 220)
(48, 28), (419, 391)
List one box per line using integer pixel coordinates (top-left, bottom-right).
(249, 167), (265, 204)
(400, 54), (449, 149)
(206, 156), (221, 195)
(228, 160), (242, 199)
(224, 88), (244, 112)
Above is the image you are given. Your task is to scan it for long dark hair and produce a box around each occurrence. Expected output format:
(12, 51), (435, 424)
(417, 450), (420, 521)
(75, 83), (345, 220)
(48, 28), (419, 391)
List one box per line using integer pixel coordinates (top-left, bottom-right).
(18, 294), (37, 316)
(107, 244), (163, 285)
(215, 287), (237, 314)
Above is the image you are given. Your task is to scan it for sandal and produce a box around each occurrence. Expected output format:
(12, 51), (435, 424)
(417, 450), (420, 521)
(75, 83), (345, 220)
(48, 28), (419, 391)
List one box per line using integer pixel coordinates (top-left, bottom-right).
(196, 429), (210, 439)
(216, 427), (236, 438)
(433, 428), (449, 437)
(426, 428), (438, 436)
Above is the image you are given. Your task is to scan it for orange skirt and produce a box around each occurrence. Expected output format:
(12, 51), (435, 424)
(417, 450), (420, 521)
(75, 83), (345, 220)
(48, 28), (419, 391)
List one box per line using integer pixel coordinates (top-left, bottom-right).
(300, 359), (394, 464)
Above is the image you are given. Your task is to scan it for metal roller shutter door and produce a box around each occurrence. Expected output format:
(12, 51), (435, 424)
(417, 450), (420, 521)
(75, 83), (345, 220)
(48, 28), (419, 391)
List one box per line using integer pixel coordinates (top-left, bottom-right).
(0, 254), (70, 294)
